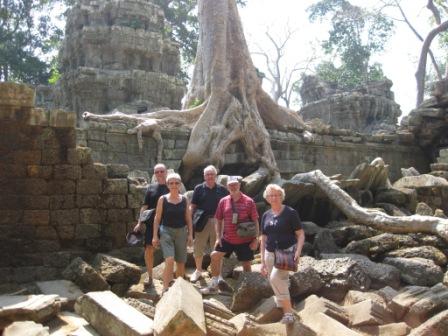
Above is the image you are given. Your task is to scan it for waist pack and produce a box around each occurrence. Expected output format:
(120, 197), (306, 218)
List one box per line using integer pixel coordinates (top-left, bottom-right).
(237, 221), (257, 238)
(274, 245), (297, 272)
(192, 209), (209, 232)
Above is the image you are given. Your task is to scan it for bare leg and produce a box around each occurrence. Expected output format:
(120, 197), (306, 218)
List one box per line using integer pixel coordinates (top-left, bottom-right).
(176, 262), (185, 278)
(241, 261), (252, 272)
(194, 256), (204, 272)
(163, 257), (174, 290)
(279, 299), (293, 314)
(144, 245), (154, 278)
(210, 251), (225, 277)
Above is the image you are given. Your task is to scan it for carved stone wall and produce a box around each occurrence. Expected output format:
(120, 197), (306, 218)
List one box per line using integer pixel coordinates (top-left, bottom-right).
(0, 83), (144, 283)
(299, 76), (401, 134)
(54, 0), (185, 122)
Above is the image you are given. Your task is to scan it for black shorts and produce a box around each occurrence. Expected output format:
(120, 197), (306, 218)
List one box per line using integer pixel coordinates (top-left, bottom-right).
(215, 238), (254, 262)
(144, 222), (159, 246)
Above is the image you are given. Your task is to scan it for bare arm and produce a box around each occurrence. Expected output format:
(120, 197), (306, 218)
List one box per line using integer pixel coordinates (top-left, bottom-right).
(134, 204), (149, 231)
(215, 219), (223, 247)
(294, 229), (305, 262)
(185, 199), (193, 245)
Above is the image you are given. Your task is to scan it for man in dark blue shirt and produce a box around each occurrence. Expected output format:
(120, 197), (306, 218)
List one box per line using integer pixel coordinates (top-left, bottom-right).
(134, 163), (169, 287)
(190, 165), (229, 282)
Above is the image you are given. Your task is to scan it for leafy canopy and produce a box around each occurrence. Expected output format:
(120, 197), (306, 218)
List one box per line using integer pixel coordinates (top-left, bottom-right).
(308, 0), (393, 89)
(0, 0), (63, 84)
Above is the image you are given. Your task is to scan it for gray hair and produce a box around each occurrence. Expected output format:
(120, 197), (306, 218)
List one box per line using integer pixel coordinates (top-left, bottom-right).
(263, 184), (285, 201)
(153, 163), (166, 171)
(166, 172), (182, 183)
(203, 165), (217, 175)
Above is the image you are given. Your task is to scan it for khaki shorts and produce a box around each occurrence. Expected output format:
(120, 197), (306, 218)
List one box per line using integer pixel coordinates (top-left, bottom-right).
(160, 225), (188, 263)
(193, 218), (216, 257)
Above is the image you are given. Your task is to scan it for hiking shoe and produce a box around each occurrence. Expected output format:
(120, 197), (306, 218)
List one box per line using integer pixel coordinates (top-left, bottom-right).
(199, 285), (218, 295)
(280, 313), (295, 325)
(217, 279), (233, 292)
(190, 270), (202, 283)
(143, 277), (153, 288)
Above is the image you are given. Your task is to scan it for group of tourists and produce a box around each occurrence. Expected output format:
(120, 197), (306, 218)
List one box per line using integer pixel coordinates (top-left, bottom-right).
(133, 163), (305, 325)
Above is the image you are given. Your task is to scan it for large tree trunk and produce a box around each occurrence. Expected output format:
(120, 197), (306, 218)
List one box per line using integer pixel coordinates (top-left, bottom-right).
(84, 0), (307, 180)
(299, 170), (448, 242)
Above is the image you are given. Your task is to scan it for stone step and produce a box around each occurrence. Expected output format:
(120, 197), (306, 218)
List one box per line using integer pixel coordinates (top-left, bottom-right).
(75, 291), (153, 336)
(36, 280), (83, 311)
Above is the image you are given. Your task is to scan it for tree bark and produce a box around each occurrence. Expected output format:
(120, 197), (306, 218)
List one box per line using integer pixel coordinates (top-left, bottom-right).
(298, 170), (448, 242)
(83, 0), (307, 180)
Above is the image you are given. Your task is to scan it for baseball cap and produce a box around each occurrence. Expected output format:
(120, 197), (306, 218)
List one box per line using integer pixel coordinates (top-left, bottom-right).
(227, 176), (240, 185)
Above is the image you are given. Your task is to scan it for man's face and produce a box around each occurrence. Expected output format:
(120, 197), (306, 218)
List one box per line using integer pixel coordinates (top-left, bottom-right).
(154, 166), (167, 183)
(227, 182), (240, 194)
(204, 170), (216, 185)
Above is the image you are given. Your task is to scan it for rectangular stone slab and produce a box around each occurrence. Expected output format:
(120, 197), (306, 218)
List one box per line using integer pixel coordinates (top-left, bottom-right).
(75, 291), (153, 336)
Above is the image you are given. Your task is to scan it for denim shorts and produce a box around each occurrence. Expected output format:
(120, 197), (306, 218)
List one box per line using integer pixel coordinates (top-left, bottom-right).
(159, 225), (188, 263)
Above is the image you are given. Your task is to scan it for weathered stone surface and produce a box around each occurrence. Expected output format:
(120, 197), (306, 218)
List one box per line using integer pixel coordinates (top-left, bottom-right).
(106, 164), (130, 178)
(75, 291), (153, 336)
(321, 253), (401, 289)
(403, 283), (448, 328)
(154, 277), (206, 336)
(389, 286), (430, 320)
(408, 309), (448, 336)
(204, 312), (238, 336)
(384, 246), (447, 266)
(355, 322), (411, 336)
(375, 188), (410, 206)
(62, 257), (110, 292)
(295, 294), (349, 325)
(343, 290), (386, 306)
(393, 174), (448, 189)
(344, 233), (419, 258)
(49, 311), (99, 335)
(3, 321), (49, 336)
(230, 272), (273, 312)
(92, 254), (141, 285)
(299, 256), (371, 302)
(289, 265), (324, 297)
(203, 299), (235, 320)
(328, 222), (380, 247)
(250, 296), (283, 324)
(241, 167), (269, 196)
(415, 202), (434, 216)
(103, 178), (128, 194)
(0, 294), (60, 328)
(382, 257), (444, 286)
(401, 167), (420, 177)
(345, 299), (395, 327)
(313, 229), (341, 256)
(124, 297), (155, 319)
(35, 280), (83, 310)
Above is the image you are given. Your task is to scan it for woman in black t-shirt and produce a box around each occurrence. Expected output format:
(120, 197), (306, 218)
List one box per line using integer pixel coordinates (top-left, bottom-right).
(260, 184), (305, 325)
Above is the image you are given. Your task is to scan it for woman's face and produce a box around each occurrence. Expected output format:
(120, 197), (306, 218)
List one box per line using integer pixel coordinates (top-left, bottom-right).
(167, 179), (181, 191)
(266, 189), (283, 206)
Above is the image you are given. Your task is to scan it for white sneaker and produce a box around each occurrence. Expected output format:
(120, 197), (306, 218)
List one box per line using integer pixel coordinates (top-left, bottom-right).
(190, 270), (202, 282)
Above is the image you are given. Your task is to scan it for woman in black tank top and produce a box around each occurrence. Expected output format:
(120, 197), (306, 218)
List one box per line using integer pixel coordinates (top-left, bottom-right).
(152, 173), (193, 292)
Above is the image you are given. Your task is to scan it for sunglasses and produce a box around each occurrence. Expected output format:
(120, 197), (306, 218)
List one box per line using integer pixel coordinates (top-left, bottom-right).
(154, 170), (166, 174)
(168, 181), (180, 185)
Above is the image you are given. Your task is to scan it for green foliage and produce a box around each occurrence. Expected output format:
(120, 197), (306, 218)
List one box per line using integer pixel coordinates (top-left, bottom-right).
(308, 0), (393, 89)
(154, 0), (246, 66)
(0, 0), (63, 84)
(188, 97), (204, 108)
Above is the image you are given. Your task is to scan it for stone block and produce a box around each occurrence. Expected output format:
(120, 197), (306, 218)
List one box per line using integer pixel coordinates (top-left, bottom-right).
(27, 165), (53, 179)
(82, 163), (108, 179)
(300, 311), (360, 336)
(50, 195), (76, 210)
(35, 240), (61, 253)
(92, 254), (141, 285)
(77, 194), (102, 208)
(41, 148), (64, 165)
(0, 82), (35, 108)
(3, 321), (50, 336)
(35, 226), (58, 240)
(408, 309), (448, 336)
(76, 224), (101, 239)
(231, 272), (273, 312)
(154, 277), (206, 336)
(62, 257), (109, 292)
(49, 109), (76, 128)
(0, 294), (60, 328)
(22, 196), (50, 210)
(56, 225), (75, 240)
(23, 210), (50, 226)
(101, 195), (127, 208)
(389, 286), (430, 320)
(80, 209), (106, 225)
(51, 209), (79, 226)
(345, 299), (395, 327)
(251, 296), (283, 324)
(296, 295), (349, 325)
(23, 178), (48, 195)
(355, 322), (411, 336)
(36, 280), (83, 310)
(7, 150), (41, 164)
(47, 311), (97, 335)
(107, 209), (133, 223)
(106, 163), (129, 178)
(67, 147), (92, 166)
(0, 163), (26, 178)
(75, 291), (153, 336)
(48, 180), (76, 194)
(103, 178), (128, 194)
(77, 179), (102, 194)
(53, 164), (81, 180)
(0, 210), (22, 225)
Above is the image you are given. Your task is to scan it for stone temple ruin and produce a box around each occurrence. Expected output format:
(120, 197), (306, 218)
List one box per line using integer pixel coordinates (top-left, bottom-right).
(43, 0), (185, 124)
(2, 0), (448, 335)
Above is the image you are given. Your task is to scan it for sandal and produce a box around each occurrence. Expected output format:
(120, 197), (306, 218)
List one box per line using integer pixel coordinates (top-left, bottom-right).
(280, 313), (295, 325)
